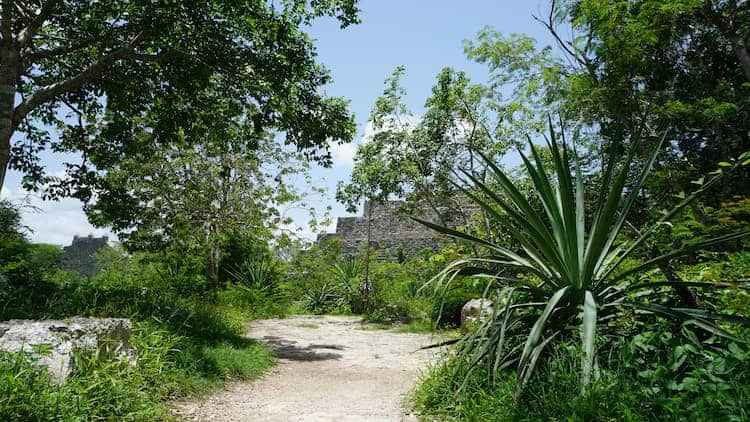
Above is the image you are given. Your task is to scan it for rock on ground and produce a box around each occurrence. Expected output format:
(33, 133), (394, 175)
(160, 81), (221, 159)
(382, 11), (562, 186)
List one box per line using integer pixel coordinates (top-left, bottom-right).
(176, 315), (442, 422)
(0, 317), (136, 381)
(460, 298), (494, 334)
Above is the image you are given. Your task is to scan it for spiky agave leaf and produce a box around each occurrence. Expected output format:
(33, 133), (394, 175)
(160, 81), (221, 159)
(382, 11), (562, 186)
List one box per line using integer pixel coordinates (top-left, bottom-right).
(414, 122), (750, 397)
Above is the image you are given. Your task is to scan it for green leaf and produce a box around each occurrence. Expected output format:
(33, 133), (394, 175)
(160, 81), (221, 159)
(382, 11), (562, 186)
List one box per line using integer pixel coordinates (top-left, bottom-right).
(613, 231), (750, 282)
(517, 286), (570, 391)
(581, 290), (597, 387)
(622, 301), (741, 341)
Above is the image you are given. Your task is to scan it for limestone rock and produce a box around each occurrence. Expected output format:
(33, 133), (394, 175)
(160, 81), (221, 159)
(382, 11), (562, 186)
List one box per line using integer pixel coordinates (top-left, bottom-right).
(0, 317), (136, 381)
(460, 299), (494, 333)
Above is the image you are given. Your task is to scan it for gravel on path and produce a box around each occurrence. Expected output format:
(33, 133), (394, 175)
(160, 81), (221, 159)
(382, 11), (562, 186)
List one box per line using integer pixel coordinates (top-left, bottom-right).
(176, 315), (442, 421)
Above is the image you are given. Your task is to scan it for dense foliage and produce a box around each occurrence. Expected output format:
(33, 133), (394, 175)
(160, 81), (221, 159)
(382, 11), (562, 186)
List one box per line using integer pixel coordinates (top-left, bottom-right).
(0, 201), (282, 419)
(414, 318), (750, 421)
(0, 0), (359, 192)
(326, 2), (750, 420)
(418, 126), (750, 396)
(1, 0), (749, 420)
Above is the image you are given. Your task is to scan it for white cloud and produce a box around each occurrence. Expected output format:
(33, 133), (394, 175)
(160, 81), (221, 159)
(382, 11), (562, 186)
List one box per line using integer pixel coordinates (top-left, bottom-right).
(331, 141), (357, 168)
(1, 187), (114, 246)
(361, 114), (419, 143)
(332, 114), (421, 168)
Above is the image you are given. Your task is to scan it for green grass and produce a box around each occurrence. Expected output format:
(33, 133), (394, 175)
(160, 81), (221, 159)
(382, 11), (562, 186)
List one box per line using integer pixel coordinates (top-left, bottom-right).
(0, 307), (275, 421)
(412, 332), (750, 421)
(0, 317), (275, 421)
(393, 319), (435, 333)
(412, 354), (650, 421)
(0, 261), (279, 420)
(357, 323), (392, 331)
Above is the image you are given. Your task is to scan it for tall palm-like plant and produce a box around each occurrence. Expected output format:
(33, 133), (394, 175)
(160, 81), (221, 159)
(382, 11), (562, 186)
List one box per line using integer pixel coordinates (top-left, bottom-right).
(333, 256), (365, 311)
(415, 126), (750, 397)
(228, 259), (276, 293)
(333, 256), (363, 287)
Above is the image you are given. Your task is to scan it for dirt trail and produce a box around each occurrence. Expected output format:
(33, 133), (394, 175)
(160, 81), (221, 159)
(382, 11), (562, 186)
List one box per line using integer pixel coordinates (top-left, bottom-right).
(176, 315), (441, 421)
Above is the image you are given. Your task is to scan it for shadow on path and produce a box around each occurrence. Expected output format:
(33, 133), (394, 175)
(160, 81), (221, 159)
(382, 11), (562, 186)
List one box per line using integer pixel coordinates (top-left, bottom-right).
(261, 336), (344, 361)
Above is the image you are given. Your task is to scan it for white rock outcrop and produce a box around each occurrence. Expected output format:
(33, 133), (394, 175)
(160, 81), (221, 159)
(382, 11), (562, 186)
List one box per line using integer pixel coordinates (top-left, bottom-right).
(460, 299), (495, 333)
(0, 317), (136, 381)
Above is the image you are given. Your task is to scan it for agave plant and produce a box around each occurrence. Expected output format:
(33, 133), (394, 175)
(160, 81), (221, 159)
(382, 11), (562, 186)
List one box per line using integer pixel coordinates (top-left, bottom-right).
(227, 258), (276, 293)
(333, 256), (370, 311)
(302, 282), (344, 314)
(415, 127), (750, 397)
(333, 256), (363, 287)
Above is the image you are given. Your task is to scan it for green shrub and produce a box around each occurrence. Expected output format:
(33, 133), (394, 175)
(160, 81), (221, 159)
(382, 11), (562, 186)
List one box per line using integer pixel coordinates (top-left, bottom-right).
(0, 244), (277, 419)
(414, 331), (750, 421)
(301, 282), (347, 314)
(417, 129), (750, 397)
(620, 328), (750, 420)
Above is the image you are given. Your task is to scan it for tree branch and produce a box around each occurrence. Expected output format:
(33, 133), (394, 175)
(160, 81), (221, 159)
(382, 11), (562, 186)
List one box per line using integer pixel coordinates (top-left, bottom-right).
(13, 1), (36, 22)
(625, 220), (704, 309)
(24, 36), (99, 65)
(13, 31), (146, 124)
(704, 0), (750, 81)
(16, 0), (58, 46)
(125, 50), (175, 64)
(534, 0), (598, 81)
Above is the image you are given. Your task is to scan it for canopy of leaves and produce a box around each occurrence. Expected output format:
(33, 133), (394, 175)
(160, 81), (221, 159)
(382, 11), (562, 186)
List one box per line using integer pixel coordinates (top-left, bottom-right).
(85, 81), (308, 253)
(3, 0), (359, 193)
(554, 0), (750, 202)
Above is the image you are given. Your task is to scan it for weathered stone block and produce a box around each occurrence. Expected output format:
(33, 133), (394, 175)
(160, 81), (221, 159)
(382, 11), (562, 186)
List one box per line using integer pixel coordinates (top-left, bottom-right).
(318, 199), (481, 260)
(0, 317), (137, 381)
(460, 299), (494, 333)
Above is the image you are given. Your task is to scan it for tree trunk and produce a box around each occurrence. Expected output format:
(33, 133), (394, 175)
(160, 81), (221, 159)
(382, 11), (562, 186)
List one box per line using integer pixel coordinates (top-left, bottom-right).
(205, 239), (221, 291)
(0, 40), (18, 190)
(626, 220), (704, 308)
(356, 200), (375, 313)
(731, 35), (750, 81)
(704, 0), (750, 81)
(644, 240), (704, 309)
(657, 259), (704, 309)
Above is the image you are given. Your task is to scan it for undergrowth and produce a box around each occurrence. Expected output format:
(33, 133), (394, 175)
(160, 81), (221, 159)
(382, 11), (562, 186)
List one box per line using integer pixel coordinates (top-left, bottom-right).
(412, 253), (750, 421)
(0, 249), (279, 420)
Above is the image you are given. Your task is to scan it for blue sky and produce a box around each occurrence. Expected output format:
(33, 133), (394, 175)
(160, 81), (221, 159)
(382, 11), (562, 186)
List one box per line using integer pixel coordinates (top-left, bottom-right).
(2, 1), (556, 245)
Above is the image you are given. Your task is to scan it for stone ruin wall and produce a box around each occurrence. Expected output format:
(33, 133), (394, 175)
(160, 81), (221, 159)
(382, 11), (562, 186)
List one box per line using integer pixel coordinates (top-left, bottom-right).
(318, 199), (479, 259)
(57, 235), (111, 276)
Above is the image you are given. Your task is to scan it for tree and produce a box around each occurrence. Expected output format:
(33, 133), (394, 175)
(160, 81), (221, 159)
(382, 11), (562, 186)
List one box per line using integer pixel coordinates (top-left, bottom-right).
(86, 84), (313, 290)
(0, 0), (359, 191)
(336, 139), (400, 311)
(338, 62), (557, 247)
(540, 0), (750, 203)
(0, 198), (24, 240)
(0, 198), (32, 288)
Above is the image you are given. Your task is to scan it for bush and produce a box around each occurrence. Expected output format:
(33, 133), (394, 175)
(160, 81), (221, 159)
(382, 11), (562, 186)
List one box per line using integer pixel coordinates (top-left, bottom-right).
(414, 328), (750, 421)
(0, 320), (274, 420)
(0, 242), (277, 419)
(283, 241), (478, 325)
(417, 131), (750, 399)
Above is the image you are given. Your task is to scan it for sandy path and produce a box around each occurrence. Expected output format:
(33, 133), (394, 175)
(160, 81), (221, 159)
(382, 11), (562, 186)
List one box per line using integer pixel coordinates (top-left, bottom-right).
(177, 315), (440, 421)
